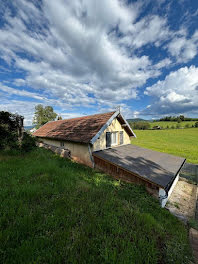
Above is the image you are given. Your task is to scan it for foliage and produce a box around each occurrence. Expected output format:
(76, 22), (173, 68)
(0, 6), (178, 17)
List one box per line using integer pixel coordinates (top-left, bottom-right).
(0, 148), (192, 264)
(0, 111), (23, 150)
(33, 104), (57, 128)
(132, 128), (198, 164)
(195, 122), (198, 128)
(189, 218), (198, 230)
(159, 115), (198, 122)
(129, 121), (150, 130)
(21, 132), (37, 152)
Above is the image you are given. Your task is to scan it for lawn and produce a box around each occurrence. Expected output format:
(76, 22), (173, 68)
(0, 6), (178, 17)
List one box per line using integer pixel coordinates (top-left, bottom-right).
(132, 128), (198, 164)
(0, 148), (192, 264)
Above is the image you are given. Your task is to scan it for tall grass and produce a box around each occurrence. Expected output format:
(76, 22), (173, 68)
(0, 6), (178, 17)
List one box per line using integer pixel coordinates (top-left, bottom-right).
(0, 149), (192, 263)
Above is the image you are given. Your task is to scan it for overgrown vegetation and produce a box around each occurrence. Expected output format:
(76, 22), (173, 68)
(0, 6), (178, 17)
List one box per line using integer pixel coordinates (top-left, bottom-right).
(0, 111), (36, 152)
(0, 148), (192, 264)
(132, 128), (198, 164)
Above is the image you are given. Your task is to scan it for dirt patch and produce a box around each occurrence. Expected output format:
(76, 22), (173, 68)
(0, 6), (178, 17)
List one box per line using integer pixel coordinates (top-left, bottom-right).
(166, 179), (197, 221)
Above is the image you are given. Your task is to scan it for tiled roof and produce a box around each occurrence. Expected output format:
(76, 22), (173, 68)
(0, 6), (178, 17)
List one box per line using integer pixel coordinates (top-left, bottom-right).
(33, 111), (116, 143)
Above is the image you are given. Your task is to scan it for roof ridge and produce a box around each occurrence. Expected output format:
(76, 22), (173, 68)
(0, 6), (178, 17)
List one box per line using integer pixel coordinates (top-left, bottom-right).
(52, 111), (116, 123)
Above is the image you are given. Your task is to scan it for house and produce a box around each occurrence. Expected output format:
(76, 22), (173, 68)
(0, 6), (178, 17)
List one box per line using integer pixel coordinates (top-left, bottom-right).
(33, 110), (185, 207)
(152, 125), (161, 130)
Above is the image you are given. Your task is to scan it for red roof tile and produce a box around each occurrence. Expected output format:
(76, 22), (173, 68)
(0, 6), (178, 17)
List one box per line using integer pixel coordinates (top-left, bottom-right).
(33, 112), (116, 143)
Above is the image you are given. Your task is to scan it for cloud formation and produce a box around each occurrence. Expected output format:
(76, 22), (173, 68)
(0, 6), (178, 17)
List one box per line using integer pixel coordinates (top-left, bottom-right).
(144, 66), (198, 115)
(0, 0), (197, 123)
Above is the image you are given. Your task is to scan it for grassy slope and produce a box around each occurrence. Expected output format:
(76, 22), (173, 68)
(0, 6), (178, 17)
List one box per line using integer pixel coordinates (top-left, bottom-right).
(132, 128), (198, 164)
(0, 149), (192, 264)
(149, 121), (196, 128)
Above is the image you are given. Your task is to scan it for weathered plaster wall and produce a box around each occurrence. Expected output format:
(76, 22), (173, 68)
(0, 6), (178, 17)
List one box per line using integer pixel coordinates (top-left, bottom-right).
(93, 117), (131, 151)
(38, 137), (92, 166)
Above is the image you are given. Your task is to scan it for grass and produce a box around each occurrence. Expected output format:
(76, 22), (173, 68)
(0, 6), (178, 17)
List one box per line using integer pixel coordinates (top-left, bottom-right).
(0, 148), (192, 264)
(149, 121), (196, 129)
(132, 128), (198, 164)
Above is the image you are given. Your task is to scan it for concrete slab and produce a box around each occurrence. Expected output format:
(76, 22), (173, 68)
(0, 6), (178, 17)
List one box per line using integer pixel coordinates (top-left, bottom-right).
(166, 180), (197, 221)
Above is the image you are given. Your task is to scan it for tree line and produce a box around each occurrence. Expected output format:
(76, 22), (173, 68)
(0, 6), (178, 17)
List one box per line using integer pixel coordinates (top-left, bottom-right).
(155, 115), (198, 122)
(128, 120), (198, 130)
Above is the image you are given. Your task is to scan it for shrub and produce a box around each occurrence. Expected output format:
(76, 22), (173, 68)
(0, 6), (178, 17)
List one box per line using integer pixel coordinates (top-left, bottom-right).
(185, 124), (190, 128)
(21, 132), (37, 152)
(171, 125), (175, 129)
(176, 124), (181, 129)
(195, 122), (198, 128)
(132, 121), (151, 130)
(166, 125), (169, 129)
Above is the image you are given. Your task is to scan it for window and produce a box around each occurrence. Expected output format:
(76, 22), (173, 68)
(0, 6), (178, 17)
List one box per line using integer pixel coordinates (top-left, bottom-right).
(60, 141), (64, 147)
(106, 132), (111, 148)
(120, 131), (124, 145)
(111, 132), (118, 146)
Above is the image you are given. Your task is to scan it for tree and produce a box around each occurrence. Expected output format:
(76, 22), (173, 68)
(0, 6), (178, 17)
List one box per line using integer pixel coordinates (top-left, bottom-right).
(179, 115), (185, 121)
(130, 121), (150, 130)
(33, 105), (57, 128)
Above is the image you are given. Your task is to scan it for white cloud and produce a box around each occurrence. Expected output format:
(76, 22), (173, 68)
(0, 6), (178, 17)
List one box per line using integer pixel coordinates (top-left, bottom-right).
(167, 30), (198, 63)
(144, 66), (198, 115)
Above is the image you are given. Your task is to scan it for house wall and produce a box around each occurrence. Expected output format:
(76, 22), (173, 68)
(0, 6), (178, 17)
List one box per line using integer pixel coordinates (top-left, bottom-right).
(93, 155), (159, 197)
(92, 117), (131, 151)
(37, 116), (131, 167)
(38, 137), (92, 166)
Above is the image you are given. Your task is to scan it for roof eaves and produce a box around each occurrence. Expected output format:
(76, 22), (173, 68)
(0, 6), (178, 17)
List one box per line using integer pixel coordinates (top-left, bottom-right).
(118, 113), (136, 138)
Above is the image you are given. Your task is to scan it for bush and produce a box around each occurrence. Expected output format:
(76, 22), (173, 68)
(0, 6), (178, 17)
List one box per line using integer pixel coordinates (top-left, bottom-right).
(0, 124), (19, 150)
(166, 125), (169, 129)
(185, 124), (190, 128)
(176, 124), (181, 129)
(132, 121), (151, 130)
(171, 125), (175, 129)
(21, 132), (37, 152)
(195, 122), (198, 128)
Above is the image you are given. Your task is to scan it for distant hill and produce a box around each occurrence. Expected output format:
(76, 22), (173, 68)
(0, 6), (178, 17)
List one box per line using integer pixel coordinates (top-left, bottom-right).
(127, 118), (148, 122)
(24, 125), (35, 131)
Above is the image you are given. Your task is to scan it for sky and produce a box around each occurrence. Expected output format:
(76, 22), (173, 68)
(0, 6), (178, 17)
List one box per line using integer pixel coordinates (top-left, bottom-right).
(0, 0), (198, 125)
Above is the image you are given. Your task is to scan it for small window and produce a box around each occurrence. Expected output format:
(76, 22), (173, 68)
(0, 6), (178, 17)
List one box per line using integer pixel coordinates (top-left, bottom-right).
(106, 132), (111, 148)
(120, 131), (124, 145)
(60, 142), (64, 147)
(111, 132), (118, 146)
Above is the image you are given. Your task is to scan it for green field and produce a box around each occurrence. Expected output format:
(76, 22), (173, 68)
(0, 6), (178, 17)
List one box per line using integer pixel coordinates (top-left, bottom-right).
(0, 149), (192, 264)
(149, 121), (196, 129)
(132, 128), (198, 164)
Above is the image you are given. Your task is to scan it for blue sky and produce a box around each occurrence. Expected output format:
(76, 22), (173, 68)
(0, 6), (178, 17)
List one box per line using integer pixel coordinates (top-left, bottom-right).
(0, 0), (198, 125)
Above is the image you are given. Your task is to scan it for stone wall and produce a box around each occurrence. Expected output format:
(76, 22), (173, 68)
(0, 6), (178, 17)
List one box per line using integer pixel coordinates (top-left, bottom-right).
(37, 142), (71, 159)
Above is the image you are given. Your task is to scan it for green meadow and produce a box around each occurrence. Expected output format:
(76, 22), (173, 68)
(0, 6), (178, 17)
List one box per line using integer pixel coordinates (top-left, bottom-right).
(0, 148), (192, 264)
(149, 121), (196, 129)
(132, 128), (198, 164)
